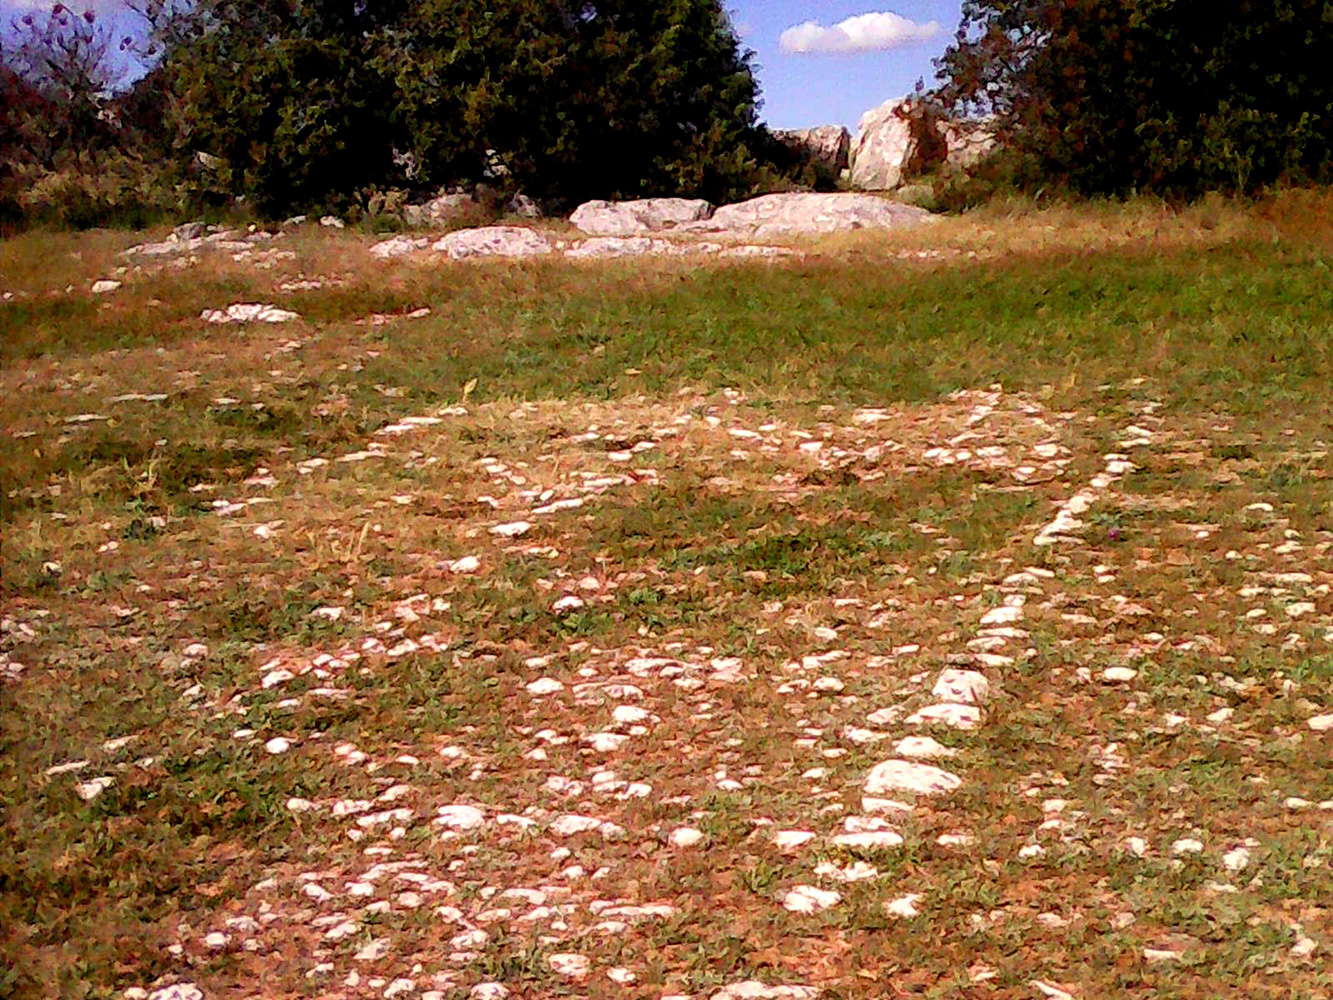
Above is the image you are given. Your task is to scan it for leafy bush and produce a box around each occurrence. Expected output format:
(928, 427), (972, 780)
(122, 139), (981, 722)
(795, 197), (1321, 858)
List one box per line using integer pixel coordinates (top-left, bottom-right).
(157, 0), (778, 213)
(1, 6), (186, 231)
(6, 154), (186, 231)
(933, 0), (1333, 197)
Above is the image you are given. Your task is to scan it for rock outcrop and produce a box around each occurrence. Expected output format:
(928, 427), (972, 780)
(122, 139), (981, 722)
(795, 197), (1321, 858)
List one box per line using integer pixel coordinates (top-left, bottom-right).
(680, 192), (932, 238)
(943, 120), (998, 170)
(431, 226), (553, 260)
(773, 125), (851, 177)
(850, 98), (918, 192)
(569, 198), (714, 236)
(852, 98), (998, 191)
(403, 191), (475, 227)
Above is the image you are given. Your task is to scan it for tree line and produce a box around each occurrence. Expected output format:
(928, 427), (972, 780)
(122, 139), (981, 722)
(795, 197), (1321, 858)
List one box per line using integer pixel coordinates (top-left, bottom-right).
(2, 0), (1330, 228)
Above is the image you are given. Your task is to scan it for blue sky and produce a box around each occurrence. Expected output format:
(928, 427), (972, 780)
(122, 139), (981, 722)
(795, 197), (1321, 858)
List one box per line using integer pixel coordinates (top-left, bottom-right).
(729, 2), (962, 128)
(1, 1), (963, 130)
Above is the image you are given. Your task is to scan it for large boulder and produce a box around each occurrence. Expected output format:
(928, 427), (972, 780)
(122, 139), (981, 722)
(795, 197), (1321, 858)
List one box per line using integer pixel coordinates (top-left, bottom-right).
(369, 235), (431, 260)
(431, 226), (552, 260)
(679, 192), (933, 239)
(404, 191), (475, 228)
(569, 198), (714, 236)
(850, 98), (918, 191)
(942, 120), (998, 171)
(773, 125), (851, 177)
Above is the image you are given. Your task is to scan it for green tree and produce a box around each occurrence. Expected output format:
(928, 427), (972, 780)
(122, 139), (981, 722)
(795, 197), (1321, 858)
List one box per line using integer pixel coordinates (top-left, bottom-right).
(158, 0), (769, 212)
(933, 0), (1333, 196)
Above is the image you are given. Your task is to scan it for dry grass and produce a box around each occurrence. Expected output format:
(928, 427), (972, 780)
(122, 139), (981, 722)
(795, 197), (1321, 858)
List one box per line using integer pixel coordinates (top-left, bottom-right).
(2, 192), (1332, 1000)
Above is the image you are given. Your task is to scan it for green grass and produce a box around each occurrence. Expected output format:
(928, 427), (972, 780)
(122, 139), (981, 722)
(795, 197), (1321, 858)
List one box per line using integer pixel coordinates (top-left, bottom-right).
(3, 194), (1333, 998)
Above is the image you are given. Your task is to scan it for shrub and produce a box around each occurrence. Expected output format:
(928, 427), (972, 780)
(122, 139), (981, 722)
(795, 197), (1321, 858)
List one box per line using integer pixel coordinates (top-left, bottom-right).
(158, 0), (778, 213)
(933, 0), (1333, 197)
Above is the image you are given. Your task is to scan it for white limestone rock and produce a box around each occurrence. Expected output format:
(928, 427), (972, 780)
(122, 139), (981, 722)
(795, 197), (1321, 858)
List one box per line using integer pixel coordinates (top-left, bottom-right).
(864, 759), (962, 797)
(432, 226), (552, 260)
(569, 198), (713, 236)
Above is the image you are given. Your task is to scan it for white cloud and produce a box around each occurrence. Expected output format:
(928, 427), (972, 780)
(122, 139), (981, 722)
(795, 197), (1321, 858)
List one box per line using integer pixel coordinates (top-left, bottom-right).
(780, 11), (940, 55)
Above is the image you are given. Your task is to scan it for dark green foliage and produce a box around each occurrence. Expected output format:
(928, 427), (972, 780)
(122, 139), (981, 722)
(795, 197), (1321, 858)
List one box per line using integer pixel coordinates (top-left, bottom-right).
(159, 0), (772, 212)
(934, 0), (1333, 196)
(0, 7), (183, 230)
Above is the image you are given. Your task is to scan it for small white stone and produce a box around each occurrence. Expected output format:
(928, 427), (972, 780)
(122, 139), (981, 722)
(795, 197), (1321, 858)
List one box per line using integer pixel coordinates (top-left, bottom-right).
(264, 737), (291, 754)
(450, 928), (489, 950)
(471, 984), (510, 1000)
(1221, 846), (1251, 871)
(774, 830), (817, 850)
(979, 604), (1023, 626)
(1171, 838), (1204, 856)
(861, 796), (913, 815)
(606, 967), (637, 985)
(526, 678), (564, 695)
(883, 893), (922, 918)
(814, 860), (879, 882)
(669, 827), (705, 848)
(1206, 707), (1234, 724)
(1292, 937), (1317, 957)
(782, 885), (841, 913)
(891, 736), (957, 759)
(931, 669), (991, 704)
(550, 814), (603, 836)
(548, 953), (590, 980)
(612, 704), (651, 724)
(1124, 836), (1149, 857)
(147, 986), (204, 1000)
(1029, 982), (1074, 1000)
(936, 833), (974, 847)
(1102, 667), (1138, 683)
(204, 932), (228, 950)
(904, 703), (981, 729)
(552, 595), (585, 613)
(446, 556), (481, 574)
(355, 938), (389, 961)
(1307, 714), (1333, 732)
(1143, 948), (1183, 963)
(74, 776), (114, 801)
(435, 804), (485, 830)
(584, 732), (628, 752)
(489, 521), (532, 538)
(45, 760), (90, 777)
(830, 831), (903, 850)
(1018, 844), (1045, 859)
(864, 759), (962, 796)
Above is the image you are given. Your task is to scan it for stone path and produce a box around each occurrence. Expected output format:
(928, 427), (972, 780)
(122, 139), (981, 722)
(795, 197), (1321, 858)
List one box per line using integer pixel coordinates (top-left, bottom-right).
(17, 379), (1332, 999)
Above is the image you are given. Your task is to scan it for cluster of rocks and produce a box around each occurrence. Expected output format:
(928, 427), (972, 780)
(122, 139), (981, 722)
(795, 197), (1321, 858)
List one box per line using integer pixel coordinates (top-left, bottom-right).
(369, 192), (934, 262)
(402, 187), (541, 227)
(387, 94), (988, 239)
(777, 97), (995, 193)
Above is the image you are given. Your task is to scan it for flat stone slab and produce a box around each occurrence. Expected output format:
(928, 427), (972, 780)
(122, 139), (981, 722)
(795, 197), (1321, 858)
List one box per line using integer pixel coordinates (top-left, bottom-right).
(432, 226), (553, 259)
(200, 303), (299, 324)
(570, 197), (714, 236)
(679, 192), (934, 238)
(865, 759), (963, 796)
(369, 235), (431, 259)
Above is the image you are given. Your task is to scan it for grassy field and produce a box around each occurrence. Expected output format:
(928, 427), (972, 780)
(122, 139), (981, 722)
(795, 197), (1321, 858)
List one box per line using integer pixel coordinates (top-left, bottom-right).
(2, 192), (1331, 1000)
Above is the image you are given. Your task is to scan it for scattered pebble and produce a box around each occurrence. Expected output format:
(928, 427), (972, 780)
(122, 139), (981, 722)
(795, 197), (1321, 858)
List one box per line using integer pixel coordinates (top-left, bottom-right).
(782, 885), (841, 913)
